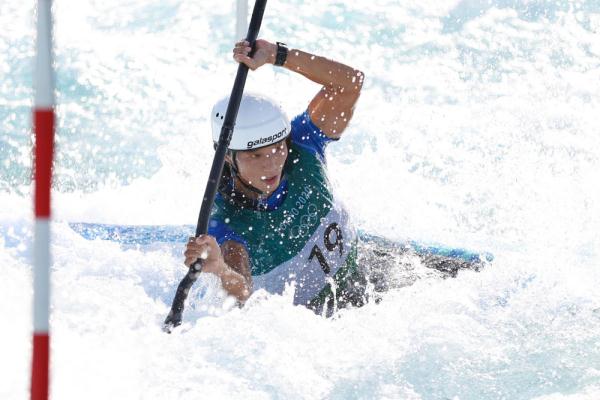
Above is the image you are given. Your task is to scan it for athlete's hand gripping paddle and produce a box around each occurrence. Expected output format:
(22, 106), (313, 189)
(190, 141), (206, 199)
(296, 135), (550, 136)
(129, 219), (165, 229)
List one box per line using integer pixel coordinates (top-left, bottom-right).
(163, 0), (268, 333)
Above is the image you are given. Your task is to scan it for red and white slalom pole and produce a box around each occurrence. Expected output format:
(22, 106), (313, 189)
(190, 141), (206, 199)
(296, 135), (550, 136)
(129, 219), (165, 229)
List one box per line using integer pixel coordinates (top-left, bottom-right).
(32, 1), (55, 400)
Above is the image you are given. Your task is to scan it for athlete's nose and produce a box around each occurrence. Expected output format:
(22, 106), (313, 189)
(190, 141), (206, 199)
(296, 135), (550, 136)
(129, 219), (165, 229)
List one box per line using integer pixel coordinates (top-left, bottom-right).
(263, 149), (285, 171)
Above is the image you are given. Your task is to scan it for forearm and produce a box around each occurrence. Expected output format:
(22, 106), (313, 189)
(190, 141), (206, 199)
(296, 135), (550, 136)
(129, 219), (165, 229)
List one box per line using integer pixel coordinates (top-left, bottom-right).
(280, 48), (363, 93)
(202, 258), (252, 303)
(217, 263), (252, 303)
(274, 46), (363, 137)
(186, 236), (252, 303)
(234, 39), (363, 137)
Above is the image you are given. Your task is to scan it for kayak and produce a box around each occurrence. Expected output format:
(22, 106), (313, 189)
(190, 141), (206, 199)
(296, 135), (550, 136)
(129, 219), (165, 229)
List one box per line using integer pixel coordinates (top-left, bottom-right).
(69, 222), (493, 281)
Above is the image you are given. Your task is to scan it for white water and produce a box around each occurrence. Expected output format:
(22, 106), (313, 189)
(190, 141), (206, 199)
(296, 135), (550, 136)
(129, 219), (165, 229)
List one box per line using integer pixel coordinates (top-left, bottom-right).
(2, 1), (600, 399)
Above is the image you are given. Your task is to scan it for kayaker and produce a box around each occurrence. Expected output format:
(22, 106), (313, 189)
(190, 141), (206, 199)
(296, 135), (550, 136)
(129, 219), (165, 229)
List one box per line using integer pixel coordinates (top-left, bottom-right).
(184, 39), (364, 314)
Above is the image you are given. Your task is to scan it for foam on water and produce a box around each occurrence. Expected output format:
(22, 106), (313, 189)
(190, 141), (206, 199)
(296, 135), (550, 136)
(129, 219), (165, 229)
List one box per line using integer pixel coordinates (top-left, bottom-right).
(2, 0), (600, 399)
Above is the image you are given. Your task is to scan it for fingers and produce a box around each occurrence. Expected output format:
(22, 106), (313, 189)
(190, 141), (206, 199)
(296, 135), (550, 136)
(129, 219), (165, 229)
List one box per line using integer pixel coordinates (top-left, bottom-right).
(184, 235), (219, 267)
(233, 40), (251, 53)
(193, 234), (217, 247)
(184, 245), (206, 267)
(233, 51), (254, 66)
(232, 40), (257, 70)
(184, 247), (208, 267)
(185, 236), (211, 253)
(235, 39), (250, 47)
(233, 40), (251, 58)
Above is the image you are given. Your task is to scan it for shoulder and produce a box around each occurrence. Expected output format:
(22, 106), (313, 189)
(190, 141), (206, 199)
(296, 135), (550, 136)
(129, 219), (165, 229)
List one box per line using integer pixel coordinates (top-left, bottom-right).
(290, 110), (338, 160)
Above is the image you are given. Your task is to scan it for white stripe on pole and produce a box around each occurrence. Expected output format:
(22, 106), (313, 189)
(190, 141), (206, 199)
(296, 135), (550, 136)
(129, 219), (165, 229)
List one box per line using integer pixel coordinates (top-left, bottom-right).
(33, 219), (50, 332)
(236, 0), (248, 41)
(35, 0), (54, 108)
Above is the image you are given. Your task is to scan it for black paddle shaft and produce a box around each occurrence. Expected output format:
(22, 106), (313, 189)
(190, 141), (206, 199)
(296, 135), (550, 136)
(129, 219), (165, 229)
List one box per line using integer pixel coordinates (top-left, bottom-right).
(163, 0), (268, 333)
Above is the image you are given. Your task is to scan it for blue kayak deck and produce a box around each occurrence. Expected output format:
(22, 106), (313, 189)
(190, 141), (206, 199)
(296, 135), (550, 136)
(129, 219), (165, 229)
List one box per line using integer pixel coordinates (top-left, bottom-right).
(69, 222), (493, 265)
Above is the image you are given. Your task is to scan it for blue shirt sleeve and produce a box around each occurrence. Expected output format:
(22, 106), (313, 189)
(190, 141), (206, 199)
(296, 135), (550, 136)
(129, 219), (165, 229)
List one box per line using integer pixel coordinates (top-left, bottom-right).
(290, 110), (336, 159)
(208, 217), (248, 249)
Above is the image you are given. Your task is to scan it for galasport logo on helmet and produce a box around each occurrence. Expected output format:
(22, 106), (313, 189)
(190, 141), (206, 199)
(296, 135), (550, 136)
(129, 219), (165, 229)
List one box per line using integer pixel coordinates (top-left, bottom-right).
(246, 127), (287, 149)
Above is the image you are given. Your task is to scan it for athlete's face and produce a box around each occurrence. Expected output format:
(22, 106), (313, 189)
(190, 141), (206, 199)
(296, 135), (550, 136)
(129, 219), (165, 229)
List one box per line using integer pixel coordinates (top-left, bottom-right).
(234, 140), (288, 195)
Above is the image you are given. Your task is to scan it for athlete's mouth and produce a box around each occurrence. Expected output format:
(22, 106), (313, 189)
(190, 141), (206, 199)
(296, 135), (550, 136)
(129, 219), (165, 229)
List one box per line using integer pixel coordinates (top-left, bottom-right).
(261, 175), (278, 186)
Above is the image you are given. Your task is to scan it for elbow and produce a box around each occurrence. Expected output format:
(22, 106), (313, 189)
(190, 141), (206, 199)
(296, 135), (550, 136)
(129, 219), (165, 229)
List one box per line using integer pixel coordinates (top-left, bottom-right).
(354, 70), (365, 91)
(328, 70), (364, 95)
(356, 70), (365, 87)
(237, 278), (253, 304)
(239, 287), (252, 304)
(344, 69), (364, 95)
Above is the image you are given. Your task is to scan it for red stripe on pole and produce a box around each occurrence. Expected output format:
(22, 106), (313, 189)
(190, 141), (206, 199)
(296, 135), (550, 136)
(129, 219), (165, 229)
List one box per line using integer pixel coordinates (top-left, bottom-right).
(30, 333), (49, 400)
(34, 109), (55, 218)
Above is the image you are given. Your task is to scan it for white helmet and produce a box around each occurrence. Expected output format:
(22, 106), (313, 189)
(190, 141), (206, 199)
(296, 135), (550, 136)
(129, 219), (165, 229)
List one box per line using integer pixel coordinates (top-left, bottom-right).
(211, 92), (291, 151)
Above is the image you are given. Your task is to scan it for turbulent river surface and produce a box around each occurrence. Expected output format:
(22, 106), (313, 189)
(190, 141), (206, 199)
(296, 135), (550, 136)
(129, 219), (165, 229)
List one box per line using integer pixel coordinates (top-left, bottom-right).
(1, 1), (600, 399)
